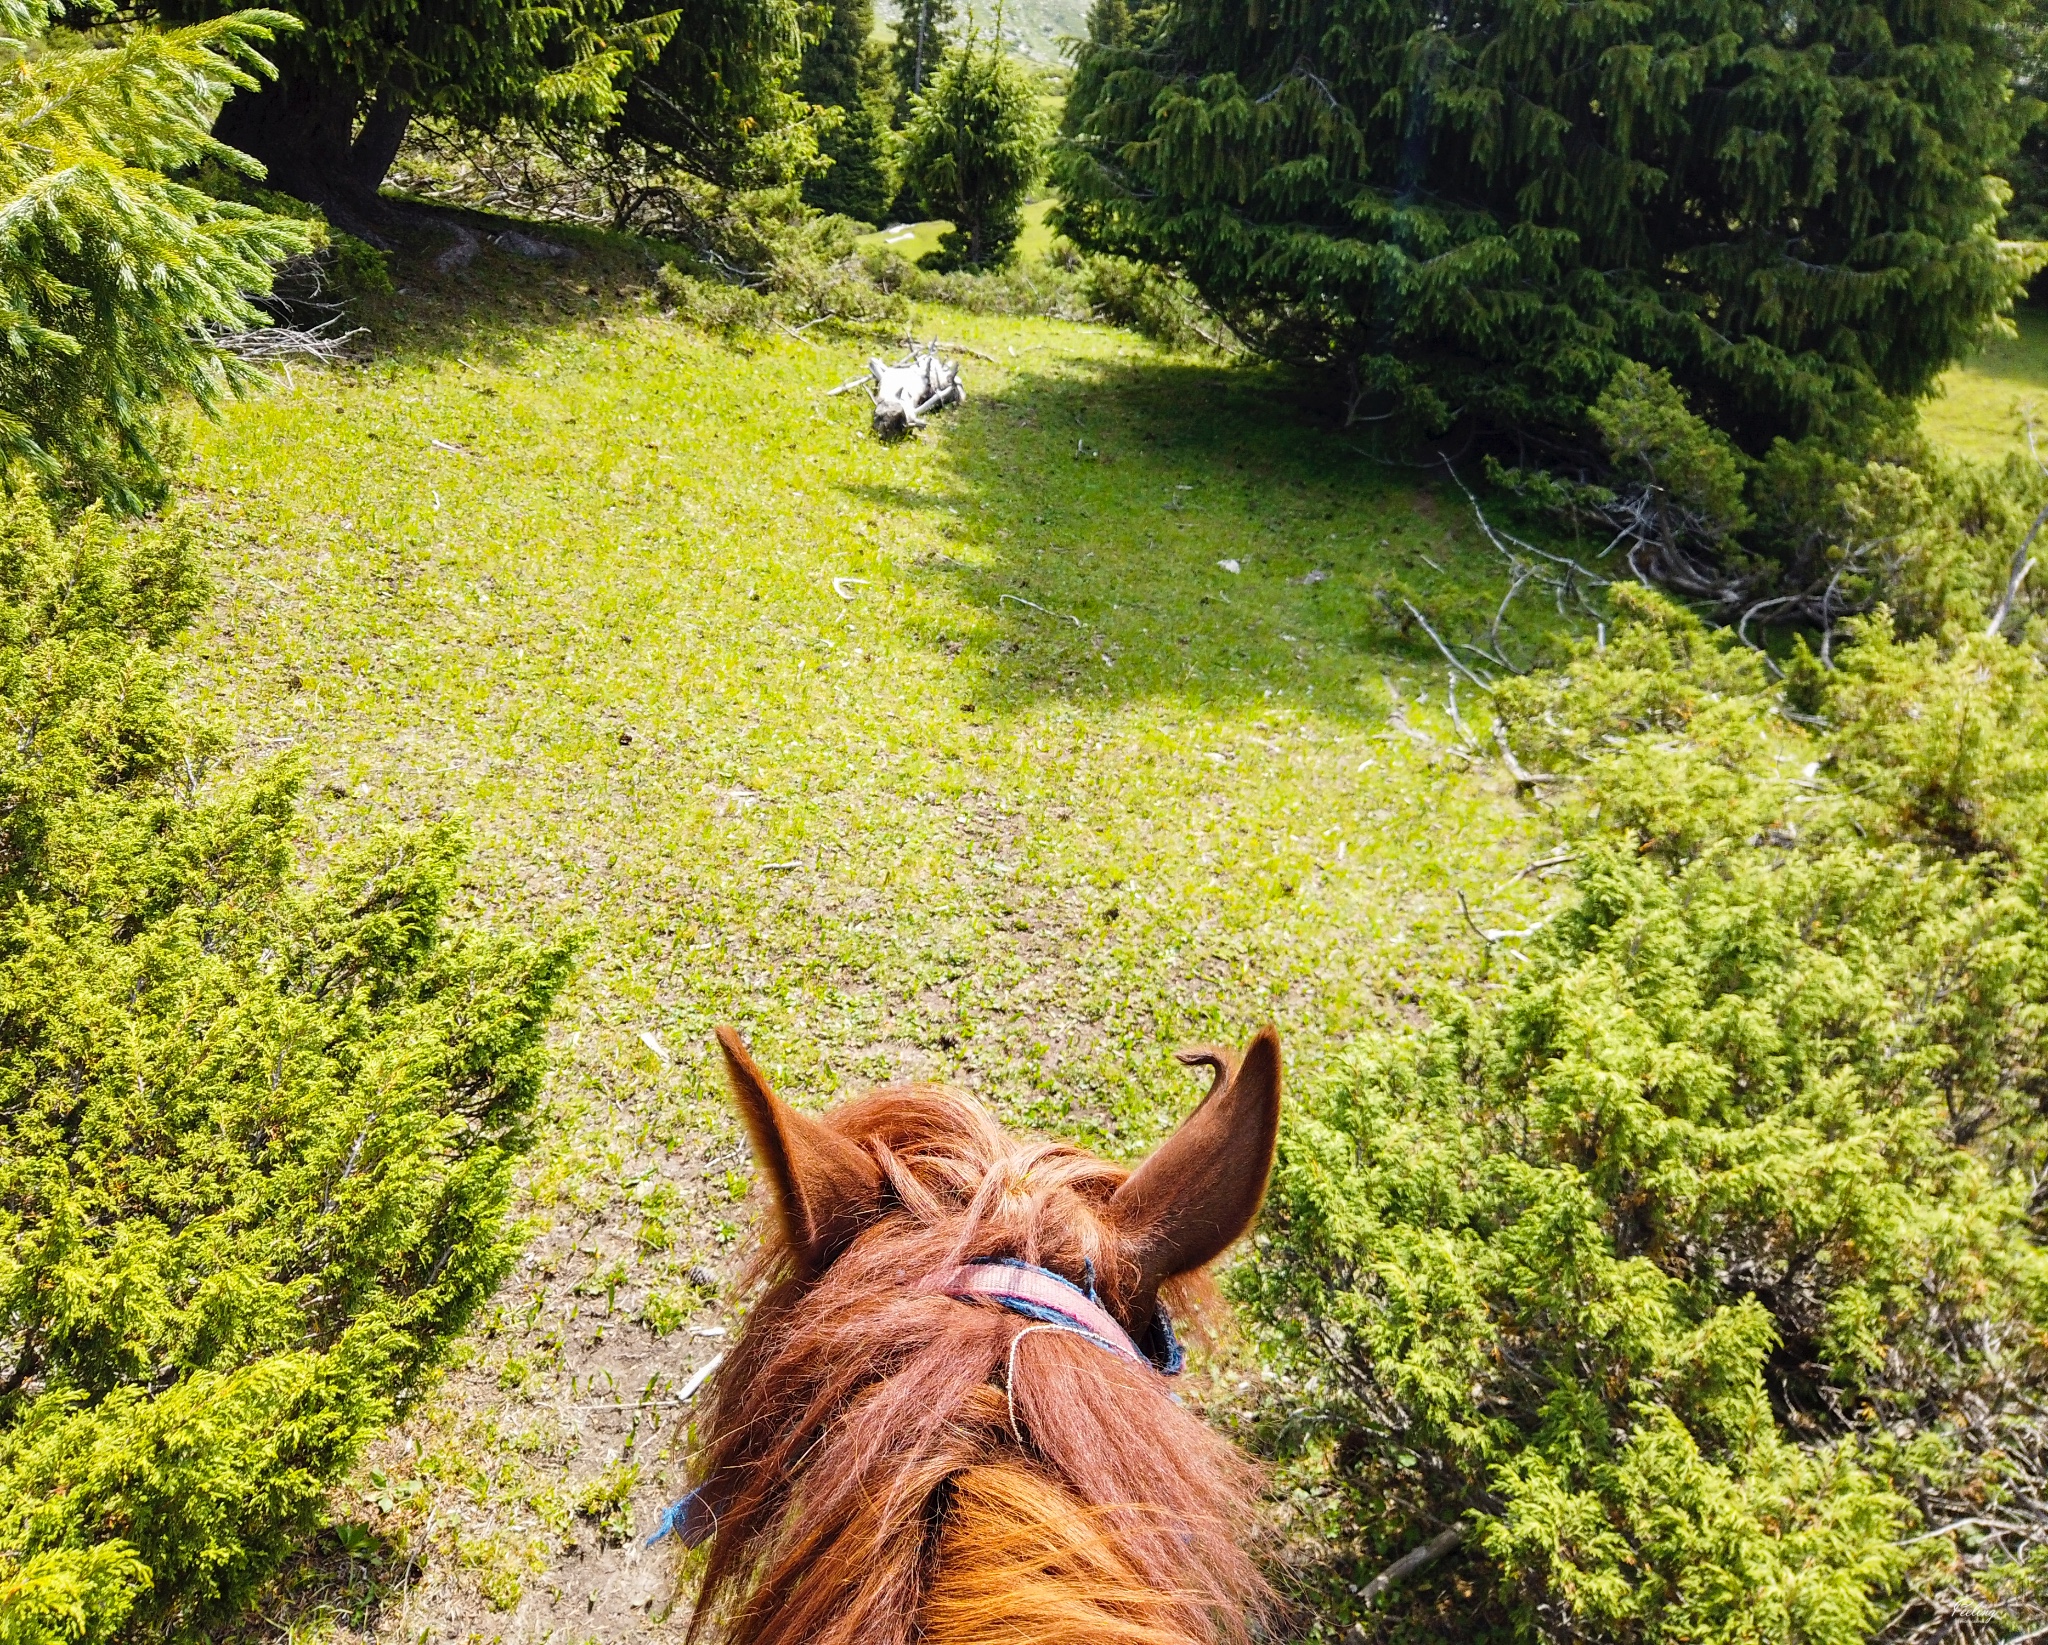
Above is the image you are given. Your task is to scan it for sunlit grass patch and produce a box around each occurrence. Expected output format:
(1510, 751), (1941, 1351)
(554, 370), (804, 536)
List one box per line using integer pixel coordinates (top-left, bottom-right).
(1923, 305), (2048, 462)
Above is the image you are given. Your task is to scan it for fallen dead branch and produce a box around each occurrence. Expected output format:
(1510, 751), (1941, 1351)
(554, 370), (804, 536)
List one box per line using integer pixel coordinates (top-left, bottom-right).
(1493, 722), (1560, 791)
(895, 335), (998, 363)
(1402, 599), (1493, 693)
(1345, 1523), (1467, 1628)
(1495, 849), (1576, 888)
(859, 344), (966, 438)
(212, 317), (366, 362)
(999, 593), (1083, 627)
(1990, 417), (2048, 641)
(1457, 890), (1555, 946)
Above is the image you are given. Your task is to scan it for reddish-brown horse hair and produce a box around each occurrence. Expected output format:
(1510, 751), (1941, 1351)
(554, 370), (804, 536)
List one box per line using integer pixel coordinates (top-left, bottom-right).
(678, 1026), (1285, 1645)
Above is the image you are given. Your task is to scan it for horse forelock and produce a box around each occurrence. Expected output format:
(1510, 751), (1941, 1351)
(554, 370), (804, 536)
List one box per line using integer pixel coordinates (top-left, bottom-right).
(681, 1084), (1271, 1645)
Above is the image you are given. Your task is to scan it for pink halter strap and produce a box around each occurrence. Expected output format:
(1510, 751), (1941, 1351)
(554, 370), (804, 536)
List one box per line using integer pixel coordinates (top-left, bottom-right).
(924, 1257), (1182, 1374)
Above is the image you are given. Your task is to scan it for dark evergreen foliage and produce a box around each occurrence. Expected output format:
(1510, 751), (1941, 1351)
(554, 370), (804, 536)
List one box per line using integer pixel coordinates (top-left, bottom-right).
(607, 0), (815, 190)
(800, 0), (898, 223)
(142, 0), (811, 222)
(1057, 0), (2038, 452)
(1997, 2), (2048, 239)
(888, 0), (956, 118)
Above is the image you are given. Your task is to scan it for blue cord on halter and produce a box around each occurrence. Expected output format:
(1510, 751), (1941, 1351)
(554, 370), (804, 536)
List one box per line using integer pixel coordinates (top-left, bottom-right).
(644, 1485), (715, 1548)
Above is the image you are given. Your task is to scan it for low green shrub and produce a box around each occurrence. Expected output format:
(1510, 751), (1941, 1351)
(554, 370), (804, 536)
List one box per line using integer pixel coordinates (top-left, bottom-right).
(1077, 253), (1231, 353)
(1489, 364), (2048, 637)
(655, 207), (914, 334)
(0, 494), (573, 1639)
(1241, 588), (2048, 1644)
(654, 264), (781, 332)
(859, 246), (1093, 320)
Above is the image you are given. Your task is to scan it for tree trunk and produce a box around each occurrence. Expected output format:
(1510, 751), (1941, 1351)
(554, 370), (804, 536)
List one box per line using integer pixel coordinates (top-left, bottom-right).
(350, 86), (414, 194)
(212, 68), (402, 240)
(214, 71), (358, 202)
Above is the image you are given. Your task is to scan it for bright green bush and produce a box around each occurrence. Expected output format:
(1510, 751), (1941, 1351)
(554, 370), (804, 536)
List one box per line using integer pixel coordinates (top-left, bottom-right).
(0, 493), (573, 1639)
(1241, 589), (2048, 1643)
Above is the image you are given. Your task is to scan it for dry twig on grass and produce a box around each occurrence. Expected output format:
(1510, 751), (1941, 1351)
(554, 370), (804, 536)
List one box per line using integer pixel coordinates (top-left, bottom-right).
(212, 318), (366, 362)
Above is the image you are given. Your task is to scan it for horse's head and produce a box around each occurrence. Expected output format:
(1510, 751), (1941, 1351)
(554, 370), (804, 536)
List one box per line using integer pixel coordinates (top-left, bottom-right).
(678, 1026), (1283, 1645)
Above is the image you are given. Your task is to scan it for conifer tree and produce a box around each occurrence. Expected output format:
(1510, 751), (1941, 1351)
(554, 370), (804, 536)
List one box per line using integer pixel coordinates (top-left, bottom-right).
(901, 36), (1048, 264)
(143, 0), (805, 225)
(0, 0), (313, 509)
(607, 0), (815, 190)
(1058, 0), (2038, 453)
(889, 0), (955, 118)
(1081, 0), (1128, 47)
(1999, 1), (2048, 237)
(800, 0), (898, 222)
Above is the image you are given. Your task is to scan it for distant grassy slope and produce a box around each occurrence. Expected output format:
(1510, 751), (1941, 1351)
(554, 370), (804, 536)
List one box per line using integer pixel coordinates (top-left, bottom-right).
(883, 0), (1083, 61)
(859, 196), (1057, 257)
(186, 229), (1563, 1639)
(1922, 306), (2048, 461)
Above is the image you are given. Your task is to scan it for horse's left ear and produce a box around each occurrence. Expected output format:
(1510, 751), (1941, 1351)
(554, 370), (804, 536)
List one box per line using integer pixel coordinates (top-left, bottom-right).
(715, 1026), (886, 1278)
(1108, 1025), (1282, 1292)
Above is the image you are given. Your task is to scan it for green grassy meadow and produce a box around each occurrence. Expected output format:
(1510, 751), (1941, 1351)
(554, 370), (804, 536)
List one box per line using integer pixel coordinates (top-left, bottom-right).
(857, 196), (1058, 261)
(1923, 304), (2048, 461)
(182, 234), (1565, 1637)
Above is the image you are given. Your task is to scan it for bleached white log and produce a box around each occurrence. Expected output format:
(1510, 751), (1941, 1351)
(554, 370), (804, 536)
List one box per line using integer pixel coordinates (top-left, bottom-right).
(867, 347), (965, 437)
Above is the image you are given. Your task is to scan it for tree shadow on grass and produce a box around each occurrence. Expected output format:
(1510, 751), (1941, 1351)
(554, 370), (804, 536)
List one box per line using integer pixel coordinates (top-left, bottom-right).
(328, 209), (1593, 722)
(840, 349), (1586, 727)
(334, 203), (686, 371)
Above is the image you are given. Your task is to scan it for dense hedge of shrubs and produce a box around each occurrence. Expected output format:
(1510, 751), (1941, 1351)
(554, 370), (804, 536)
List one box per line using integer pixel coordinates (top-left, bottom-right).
(0, 495), (573, 1639)
(647, 200), (1225, 351)
(1241, 589), (2048, 1644)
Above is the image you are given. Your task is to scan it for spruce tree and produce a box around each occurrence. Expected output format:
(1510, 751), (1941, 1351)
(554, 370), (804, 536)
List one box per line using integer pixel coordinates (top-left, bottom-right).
(143, 0), (803, 226)
(0, 0), (314, 509)
(888, 0), (956, 119)
(801, 0), (898, 223)
(1999, 1), (2048, 237)
(1058, 0), (2038, 453)
(1081, 0), (1128, 47)
(609, 0), (818, 190)
(901, 37), (1049, 265)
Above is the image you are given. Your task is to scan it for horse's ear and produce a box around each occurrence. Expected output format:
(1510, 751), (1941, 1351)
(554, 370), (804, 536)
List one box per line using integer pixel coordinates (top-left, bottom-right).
(715, 1026), (885, 1278)
(1108, 1026), (1282, 1291)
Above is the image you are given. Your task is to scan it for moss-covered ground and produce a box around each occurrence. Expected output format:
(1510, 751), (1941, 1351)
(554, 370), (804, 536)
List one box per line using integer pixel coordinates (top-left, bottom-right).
(184, 225), (1566, 1639)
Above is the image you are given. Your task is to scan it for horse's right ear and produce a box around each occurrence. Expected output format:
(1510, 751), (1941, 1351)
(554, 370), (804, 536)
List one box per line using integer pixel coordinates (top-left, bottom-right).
(1107, 1026), (1282, 1294)
(715, 1026), (885, 1278)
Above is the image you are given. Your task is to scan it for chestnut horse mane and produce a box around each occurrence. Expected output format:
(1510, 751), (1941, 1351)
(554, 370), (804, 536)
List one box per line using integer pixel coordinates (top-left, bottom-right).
(681, 1076), (1274, 1645)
